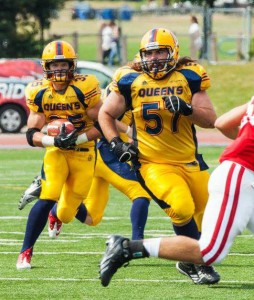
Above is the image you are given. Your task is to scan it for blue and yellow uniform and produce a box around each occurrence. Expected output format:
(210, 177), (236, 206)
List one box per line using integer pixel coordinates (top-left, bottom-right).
(25, 74), (101, 223)
(16, 40), (103, 270)
(111, 62), (210, 230)
(84, 80), (151, 239)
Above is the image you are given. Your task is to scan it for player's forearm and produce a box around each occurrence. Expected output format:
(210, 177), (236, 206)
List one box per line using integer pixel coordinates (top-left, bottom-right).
(84, 126), (102, 141)
(189, 106), (217, 128)
(215, 103), (247, 130)
(190, 91), (217, 128)
(115, 120), (132, 138)
(216, 127), (238, 140)
(214, 103), (247, 139)
(98, 110), (119, 142)
(32, 131), (47, 147)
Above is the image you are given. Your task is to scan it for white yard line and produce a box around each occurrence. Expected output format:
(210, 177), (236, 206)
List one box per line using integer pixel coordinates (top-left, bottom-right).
(0, 277), (253, 284)
(1, 250), (254, 256)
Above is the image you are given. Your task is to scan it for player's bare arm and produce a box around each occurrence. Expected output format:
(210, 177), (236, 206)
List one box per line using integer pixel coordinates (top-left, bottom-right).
(87, 100), (103, 121)
(115, 120), (133, 138)
(190, 90), (217, 128)
(26, 110), (46, 147)
(81, 100), (103, 142)
(99, 90), (126, 142)
(215, 103), (248, 139)
(81, 126), (101, 142)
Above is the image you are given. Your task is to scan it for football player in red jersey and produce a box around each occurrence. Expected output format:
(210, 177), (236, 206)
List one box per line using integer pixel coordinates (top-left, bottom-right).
(99, 28), (220, 284)
(99, 98), (254, 286)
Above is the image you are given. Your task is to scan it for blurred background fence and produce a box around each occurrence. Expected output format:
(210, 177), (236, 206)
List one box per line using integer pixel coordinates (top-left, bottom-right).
(46, 2), (253, 65)
(0, 1), (253, 65)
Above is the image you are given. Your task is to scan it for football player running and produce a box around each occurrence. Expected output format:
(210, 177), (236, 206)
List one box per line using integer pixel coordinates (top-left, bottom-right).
(98, 28), (220, 284)
(82, 81), (151, 240)
(16, 40), (102, 270)
(18, 112), (150, 240)
(18, 56), (151, 242)
(99, 98), (254, 287)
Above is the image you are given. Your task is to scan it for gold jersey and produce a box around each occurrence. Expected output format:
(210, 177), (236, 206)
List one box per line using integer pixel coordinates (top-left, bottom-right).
(103, 73), (133, 142)
(25, 74), (101, 148)
(112, 62), (210, 167)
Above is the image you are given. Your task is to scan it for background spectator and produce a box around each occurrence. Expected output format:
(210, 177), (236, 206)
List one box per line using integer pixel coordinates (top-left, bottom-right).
(108, 20), (121, 66)
(189, 15), (202, 60)
(100, 22), (113, 65)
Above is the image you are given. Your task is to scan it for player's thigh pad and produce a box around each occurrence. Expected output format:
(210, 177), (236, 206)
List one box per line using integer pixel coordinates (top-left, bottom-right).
(57, 150), (95, 223)
(96, 152), (151, 200)
(83, 176), (110, 226)
(140, 163), (196, 224)
(40, 148), (69, 200)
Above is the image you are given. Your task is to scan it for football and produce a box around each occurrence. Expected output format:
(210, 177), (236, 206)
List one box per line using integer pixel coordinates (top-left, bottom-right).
(47, 119), (75, 137)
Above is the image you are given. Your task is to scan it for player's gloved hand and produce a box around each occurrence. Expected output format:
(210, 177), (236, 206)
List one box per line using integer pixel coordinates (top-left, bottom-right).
(110, 137), (139, 163)
(54, 124), (78, 149)
(162, 95), (193, 116)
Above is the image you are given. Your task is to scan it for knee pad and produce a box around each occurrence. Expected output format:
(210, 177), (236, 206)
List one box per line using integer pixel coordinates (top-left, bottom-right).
(57, 206), (76, 224)
(164, 203), (195, 225)
(89, 214), (103, 226)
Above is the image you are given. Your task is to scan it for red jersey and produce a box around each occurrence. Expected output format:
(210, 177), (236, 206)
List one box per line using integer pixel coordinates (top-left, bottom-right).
(220, 99), (254, 171)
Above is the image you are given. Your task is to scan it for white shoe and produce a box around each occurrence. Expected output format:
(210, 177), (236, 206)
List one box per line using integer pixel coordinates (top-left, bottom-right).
(48, 211), (62, 239)
(18, 176), (41, 210)
(16, 247), (33, 270)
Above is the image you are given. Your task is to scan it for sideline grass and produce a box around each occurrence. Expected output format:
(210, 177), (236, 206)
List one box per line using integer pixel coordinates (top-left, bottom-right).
(0, 148), (253, 300)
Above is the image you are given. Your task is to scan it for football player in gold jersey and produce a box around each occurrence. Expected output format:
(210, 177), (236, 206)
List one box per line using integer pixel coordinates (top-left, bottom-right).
(18, 80), (151, 241)
(67, 57), (151, 238)
(16, 40), (102, 270)
(82, 81), (151, 238)
(99, 28), (220, 284)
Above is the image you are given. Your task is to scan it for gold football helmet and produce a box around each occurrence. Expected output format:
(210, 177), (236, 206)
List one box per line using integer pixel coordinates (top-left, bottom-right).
(139, 28), (179, 79)
(41, 40), (77, 82)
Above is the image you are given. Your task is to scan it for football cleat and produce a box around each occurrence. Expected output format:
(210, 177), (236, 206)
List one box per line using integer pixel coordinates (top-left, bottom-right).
(176, 262), (200, 284)
(16, 247), (33, 270)
(18, 175), (41, 210)
(48, 211), (62, 239)
(196, 265), (220, 285)
(100, 235), (132, 287)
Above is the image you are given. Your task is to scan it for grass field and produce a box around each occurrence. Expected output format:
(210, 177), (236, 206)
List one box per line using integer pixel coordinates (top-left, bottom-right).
(0, 147), (254, 300)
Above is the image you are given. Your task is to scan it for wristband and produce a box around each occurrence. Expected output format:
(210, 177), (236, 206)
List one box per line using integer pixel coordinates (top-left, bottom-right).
(76, 133), (88, 145)
(125, 126), (131, 135)
(42, 135), (54, 147)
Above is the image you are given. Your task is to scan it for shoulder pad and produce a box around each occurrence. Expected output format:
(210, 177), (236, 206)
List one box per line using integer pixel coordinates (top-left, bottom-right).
(177, 63), (210, 93)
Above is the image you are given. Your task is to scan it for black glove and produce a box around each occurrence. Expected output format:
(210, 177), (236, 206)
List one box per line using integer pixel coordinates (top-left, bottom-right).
(163, 95), (193, 116)
(54, 124), (78, 149)
(110, 137), (139, 163)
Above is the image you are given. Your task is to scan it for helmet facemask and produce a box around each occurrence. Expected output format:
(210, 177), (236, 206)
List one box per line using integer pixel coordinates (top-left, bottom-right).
(43, 59), (77, 82)
(41, 40), (77, 83)
(140, 47), (178, 80)
(139, 28), (179, 80)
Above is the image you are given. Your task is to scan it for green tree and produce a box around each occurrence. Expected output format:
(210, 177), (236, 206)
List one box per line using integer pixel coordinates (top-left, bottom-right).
(0, 0), (66, 58)
(25, 0), (66, 50)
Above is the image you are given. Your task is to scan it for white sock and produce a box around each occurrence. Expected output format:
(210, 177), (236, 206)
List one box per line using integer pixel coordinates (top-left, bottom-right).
(143, 238), (161, 257)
